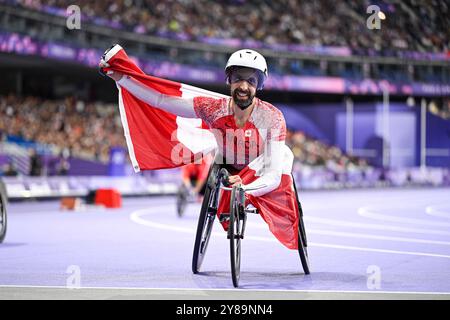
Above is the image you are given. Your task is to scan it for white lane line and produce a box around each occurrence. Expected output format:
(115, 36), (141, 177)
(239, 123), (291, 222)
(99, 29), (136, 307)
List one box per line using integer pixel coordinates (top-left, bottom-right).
(154, 204), (450, 236)
(304, 216), (450, 236)
(307, 229), (450, 247)
(358, 206), (450, 228)
(130, 207), (450, 259)
(426, 205), (450, 219)
(1, 284), (450, 295)
(310, 243), (450, 259)
(243, 221), (450, 246)
(130, 208), (273, 242)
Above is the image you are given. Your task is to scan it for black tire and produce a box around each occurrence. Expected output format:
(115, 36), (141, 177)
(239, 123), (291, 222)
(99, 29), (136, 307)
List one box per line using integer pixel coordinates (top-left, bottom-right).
(192, 185), (215, 274)
(292, 176), (310, 274)
(229, 187), (242, 288)
(192, 165), (218, 274)
(297, 218), (310, 275)
(0, 179), (8, 243)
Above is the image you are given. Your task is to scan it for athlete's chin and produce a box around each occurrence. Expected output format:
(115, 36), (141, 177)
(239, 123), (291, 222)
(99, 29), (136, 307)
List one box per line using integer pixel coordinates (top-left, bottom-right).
(234, 99), (253, 110)
(233, 93), (254, 106)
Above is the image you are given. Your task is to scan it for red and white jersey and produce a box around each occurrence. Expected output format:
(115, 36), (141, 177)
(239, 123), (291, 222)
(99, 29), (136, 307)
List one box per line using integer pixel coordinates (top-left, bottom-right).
(117, 75), (288, 196)
(193, 96), (286, 171)
(103, 44), (300, 249)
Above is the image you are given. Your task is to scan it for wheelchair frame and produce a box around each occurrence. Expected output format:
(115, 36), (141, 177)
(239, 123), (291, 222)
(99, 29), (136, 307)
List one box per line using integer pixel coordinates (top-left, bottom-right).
(0, 179), (8, 243)
(191, 162), (310, 287)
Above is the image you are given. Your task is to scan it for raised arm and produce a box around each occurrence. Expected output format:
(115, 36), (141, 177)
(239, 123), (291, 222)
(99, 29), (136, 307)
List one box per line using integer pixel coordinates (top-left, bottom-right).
(117, 75), (197, 118)
(107, 71), (197, 118)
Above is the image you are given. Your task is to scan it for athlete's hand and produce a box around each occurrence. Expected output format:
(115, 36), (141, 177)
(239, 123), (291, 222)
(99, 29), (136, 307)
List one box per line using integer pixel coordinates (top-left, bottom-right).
(228, 175), (242, 187)
(98, 59), (123, 81)
(106, 71), (123, 81)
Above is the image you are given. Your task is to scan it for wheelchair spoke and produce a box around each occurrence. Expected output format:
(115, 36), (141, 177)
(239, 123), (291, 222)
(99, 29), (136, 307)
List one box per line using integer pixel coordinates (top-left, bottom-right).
(200, 213), (214, 254)
(229, 187), (243, 287)
(192, 180), (217, 274)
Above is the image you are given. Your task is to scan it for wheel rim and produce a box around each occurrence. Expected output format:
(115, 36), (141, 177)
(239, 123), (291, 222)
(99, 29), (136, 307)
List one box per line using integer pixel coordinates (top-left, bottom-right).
(298, 224), (310, 274)
(0, 195), (5, 239)
(0, 200), (3, 223)
(230, 188), (241, 287)
(234, 235), (241, 281)
(232, 204), (241, 281)
(195, 187), (216, 270)
(192, 165), (219, 274)
(199, 214), (214, 256)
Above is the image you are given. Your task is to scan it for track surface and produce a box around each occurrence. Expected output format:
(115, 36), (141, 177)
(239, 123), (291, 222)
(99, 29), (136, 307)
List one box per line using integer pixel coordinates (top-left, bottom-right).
(1, 188), (450, 299)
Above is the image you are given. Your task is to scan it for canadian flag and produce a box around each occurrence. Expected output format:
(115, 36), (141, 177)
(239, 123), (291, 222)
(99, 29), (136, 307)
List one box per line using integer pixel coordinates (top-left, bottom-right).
(102, 45), (300, 250)
(102, 45), (220, 171)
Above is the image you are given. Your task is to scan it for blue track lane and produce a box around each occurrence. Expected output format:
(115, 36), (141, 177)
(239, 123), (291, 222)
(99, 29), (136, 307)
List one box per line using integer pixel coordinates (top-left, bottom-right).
(1, 188), (450, 293)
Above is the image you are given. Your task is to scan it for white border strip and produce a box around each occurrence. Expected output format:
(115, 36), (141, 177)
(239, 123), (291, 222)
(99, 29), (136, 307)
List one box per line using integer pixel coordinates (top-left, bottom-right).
(117, 85), (140, 172)
(1, 285), (449, 296)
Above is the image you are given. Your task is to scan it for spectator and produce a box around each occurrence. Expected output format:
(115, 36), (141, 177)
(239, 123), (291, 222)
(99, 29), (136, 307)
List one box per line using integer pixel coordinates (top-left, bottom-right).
(2, 162), (19, 177)
(56, 154), (71, 176)
(29, 149), (42, 176)
(12, 0), (449, 55)
(0, 95), (127, 164)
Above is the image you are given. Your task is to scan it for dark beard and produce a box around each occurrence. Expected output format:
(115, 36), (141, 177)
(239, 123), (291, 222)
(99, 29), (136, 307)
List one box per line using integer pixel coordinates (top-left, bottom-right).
(232, 89), (254, 110)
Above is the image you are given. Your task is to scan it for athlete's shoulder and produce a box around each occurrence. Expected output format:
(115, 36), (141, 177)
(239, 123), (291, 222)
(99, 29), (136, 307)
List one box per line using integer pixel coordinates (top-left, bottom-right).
(255, 98), (286, 124)
(255, 98), (286, 141)
(193, 96), (228, 124)
(257, 98), (284, 116)
(193, 96), (224, 107)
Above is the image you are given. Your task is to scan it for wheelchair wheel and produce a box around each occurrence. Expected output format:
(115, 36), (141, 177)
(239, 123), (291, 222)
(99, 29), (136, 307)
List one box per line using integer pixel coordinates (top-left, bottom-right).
(192, 165), (218, 274)
(298, 216), (310, 275)
(229, 186), (243, 288)
(176, 185), (188, 217)
(292, 176), (310, 274)
(0, 179), (7, 243)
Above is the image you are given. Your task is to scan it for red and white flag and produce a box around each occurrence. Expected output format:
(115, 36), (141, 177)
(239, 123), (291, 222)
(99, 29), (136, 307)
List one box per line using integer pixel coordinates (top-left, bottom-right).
(102, 45), (220, 171)
(102, 45), (301, 250)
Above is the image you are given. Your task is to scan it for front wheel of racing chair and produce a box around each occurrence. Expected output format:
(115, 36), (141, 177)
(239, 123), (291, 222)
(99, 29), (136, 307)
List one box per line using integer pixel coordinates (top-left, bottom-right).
(292, 174), (310, 274)
(228, 185), (247, 288)
(0, 179), (8, 243)
(176, 184), (189, 217)
(191, 164), (220, 274)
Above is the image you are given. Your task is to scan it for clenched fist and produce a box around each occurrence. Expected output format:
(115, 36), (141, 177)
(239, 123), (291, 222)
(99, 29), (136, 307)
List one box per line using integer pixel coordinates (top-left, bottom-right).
(98, 59), (123, 81)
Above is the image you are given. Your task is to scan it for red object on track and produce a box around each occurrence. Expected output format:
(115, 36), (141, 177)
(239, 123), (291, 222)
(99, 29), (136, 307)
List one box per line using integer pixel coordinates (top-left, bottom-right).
(94, 189), (122, 208)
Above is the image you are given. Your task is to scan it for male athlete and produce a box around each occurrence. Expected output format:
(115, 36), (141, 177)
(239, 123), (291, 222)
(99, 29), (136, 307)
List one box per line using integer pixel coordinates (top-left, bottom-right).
(100, 48), (287, 198)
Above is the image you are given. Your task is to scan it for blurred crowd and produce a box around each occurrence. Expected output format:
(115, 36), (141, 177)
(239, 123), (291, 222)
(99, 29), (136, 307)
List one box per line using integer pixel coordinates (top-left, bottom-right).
(0, 95), (126, 165)
(12, 0), (449, 54)
(429, 98), (450, 120)
(0, 94), (370, 177)
(286, 129), (370, 175)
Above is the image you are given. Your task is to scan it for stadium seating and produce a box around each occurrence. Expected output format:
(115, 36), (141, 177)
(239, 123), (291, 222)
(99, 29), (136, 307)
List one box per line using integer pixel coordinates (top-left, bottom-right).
(10, 0), (449, 55)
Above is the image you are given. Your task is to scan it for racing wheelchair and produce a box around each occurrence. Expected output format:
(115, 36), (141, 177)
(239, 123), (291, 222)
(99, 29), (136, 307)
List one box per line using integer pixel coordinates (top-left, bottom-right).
(191, 162), (310, 287)
(0, 178), (8, 243)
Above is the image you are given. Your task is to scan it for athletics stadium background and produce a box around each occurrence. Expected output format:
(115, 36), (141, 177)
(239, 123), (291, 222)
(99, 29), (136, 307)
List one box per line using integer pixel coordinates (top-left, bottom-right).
(0, 0), (449, 299)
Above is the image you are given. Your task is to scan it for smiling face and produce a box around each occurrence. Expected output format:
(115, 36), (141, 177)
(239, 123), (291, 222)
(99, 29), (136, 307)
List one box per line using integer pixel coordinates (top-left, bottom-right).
(229, 67), (258, 110)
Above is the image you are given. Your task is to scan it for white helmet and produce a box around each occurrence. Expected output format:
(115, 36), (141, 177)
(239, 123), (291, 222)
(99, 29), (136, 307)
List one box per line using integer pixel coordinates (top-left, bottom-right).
(225, 49), (268, 90)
